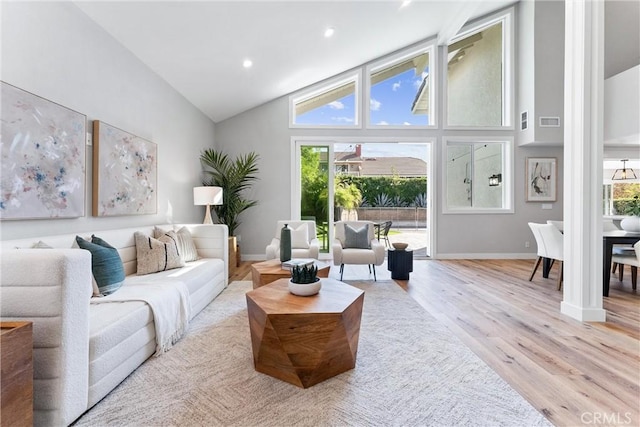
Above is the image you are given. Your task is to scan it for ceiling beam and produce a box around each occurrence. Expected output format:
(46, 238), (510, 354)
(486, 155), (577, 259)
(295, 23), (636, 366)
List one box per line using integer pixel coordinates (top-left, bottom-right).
(437, 1), (481, 46)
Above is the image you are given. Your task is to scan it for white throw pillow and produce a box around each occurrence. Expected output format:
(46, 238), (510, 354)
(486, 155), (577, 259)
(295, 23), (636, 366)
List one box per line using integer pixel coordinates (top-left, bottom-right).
(154, 226), (198, 262)
(291, 224), (310, 249)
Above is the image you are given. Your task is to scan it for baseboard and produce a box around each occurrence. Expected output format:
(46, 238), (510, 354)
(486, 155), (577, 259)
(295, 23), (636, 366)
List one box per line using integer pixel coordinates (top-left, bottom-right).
(242, 253), (537, 261)
(435, 253), (537, 260)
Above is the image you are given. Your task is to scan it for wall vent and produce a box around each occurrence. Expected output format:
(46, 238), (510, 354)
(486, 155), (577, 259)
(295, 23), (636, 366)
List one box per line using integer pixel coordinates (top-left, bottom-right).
(520, 111), (528, 130)
(539, 116), (561, 127)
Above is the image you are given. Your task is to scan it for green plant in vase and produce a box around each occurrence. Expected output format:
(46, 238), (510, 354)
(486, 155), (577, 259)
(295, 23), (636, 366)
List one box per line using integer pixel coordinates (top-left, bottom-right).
(199, 148), (260, 237)
(291, 265), (319, 284)
(289, 265), (321, 296)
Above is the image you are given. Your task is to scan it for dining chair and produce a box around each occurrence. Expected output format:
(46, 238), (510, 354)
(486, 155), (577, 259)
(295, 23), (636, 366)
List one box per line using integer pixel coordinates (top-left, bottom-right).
(611, 241), (639, 290)
(380, 221), (392, 248)
(528, 222), (564, 290)
(546, 220), (563, 233)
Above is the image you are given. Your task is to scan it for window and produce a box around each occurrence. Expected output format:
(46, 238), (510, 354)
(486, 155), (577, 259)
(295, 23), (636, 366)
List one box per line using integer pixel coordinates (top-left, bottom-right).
(444, 138), (513, 213)
(603, 182), (640, 216)
(366, 41), (436, 127)
(446, 7), (513, 128)
(290, 72), (360, 128)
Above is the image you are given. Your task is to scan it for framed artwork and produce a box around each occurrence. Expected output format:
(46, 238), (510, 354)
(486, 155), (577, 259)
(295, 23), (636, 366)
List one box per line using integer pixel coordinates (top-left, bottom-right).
(93, 121), (157, 216)
(526, 157), (557, 202)
(0, 81), (86, 220)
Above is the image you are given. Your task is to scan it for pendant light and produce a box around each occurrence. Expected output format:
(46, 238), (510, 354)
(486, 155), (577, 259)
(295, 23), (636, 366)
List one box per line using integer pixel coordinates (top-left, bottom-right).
(611, 159), (637, 180)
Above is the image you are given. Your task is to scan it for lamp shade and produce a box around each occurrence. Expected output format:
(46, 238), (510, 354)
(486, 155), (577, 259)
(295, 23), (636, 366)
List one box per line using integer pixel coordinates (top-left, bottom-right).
(193, 186), (223, 206)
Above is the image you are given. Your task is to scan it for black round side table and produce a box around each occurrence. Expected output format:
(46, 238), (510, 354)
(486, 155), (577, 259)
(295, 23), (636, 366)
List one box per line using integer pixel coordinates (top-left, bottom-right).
(387, 249), (413, 280)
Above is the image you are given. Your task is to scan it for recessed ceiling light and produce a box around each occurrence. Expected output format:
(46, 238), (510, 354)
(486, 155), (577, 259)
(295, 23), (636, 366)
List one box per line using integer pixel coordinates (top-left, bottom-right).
(243, 59), (253, 68)
(324, 27), (335, 38)
(400, 0), (412, 8)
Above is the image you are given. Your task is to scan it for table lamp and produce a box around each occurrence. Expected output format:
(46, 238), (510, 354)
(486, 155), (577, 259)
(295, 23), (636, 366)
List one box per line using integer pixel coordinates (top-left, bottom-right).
(193, 186), (223, 224)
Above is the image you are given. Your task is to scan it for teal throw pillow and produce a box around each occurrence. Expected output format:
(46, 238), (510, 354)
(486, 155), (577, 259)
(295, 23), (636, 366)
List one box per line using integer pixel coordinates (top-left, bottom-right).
(76, 235), (125, 295)
(344, 224), (370, 249)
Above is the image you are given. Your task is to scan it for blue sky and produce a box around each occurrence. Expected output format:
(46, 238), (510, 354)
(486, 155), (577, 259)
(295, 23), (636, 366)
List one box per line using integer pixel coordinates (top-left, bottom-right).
(296, 68), (429, 126)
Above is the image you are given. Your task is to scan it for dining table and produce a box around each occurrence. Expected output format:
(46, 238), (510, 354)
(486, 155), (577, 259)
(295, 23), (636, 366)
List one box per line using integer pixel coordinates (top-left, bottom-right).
(603, 230), (640, 297)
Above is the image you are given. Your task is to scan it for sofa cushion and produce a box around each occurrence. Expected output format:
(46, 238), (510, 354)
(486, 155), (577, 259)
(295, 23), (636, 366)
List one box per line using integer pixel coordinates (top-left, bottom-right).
(76, 236), (125, 295)
(344, 224), (370, 249)
(135, 231), (185, 275)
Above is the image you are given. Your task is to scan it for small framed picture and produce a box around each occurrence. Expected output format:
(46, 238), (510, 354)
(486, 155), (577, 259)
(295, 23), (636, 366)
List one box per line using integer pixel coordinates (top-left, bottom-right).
(526, 157), (557, 202)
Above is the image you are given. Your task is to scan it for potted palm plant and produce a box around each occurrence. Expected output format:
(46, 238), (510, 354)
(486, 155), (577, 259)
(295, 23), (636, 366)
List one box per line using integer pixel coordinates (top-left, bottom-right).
(200, 149), (260, 269)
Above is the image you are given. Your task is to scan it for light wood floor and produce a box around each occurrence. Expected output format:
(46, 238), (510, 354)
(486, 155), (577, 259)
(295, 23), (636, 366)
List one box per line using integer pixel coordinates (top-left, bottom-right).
(231, 259), (640, 427)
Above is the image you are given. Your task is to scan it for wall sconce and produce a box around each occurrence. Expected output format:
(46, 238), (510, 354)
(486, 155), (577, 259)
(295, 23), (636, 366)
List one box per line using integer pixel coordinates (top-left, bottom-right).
(611, 159), (637, 180)
(488, 174), (502, 187)
(193, 186), (223, 224)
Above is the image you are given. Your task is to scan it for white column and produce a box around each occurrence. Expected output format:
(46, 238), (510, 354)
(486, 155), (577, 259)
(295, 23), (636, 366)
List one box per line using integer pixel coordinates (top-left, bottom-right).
(561, 0), (606, 322)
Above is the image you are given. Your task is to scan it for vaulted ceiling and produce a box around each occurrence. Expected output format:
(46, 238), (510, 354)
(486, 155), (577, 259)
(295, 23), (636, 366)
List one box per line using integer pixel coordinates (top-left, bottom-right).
(75, 1), (639, 124)
(75, 1), (516, 123)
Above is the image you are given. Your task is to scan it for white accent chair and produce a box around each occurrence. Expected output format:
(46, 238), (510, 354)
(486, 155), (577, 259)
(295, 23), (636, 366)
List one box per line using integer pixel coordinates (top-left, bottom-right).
(332, 221), (385, 281)
(529, 222), (564, 290)
(611, 241), (639, 291)
(265, 220), (320, 260)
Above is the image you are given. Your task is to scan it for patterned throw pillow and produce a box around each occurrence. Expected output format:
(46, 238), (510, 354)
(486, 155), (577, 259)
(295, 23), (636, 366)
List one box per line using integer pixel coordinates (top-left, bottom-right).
(291, 224), (310, 249)
(154, 226), (198, 262)
(75, 235), (125, 296)
(344, 224), (370, 249)
(135, 230), (185, 275)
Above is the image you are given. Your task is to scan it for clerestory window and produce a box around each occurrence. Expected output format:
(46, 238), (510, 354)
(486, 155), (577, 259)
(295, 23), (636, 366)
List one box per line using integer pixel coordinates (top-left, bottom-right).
(290, 72), (360, 128)
(446, 7), (514, 128)
(366, 41), (437, 128)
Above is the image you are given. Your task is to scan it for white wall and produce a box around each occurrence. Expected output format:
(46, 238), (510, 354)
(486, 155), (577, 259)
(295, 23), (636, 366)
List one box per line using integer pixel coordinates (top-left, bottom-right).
(0, 2), (216, 240)
(517, 0), (565, 145)
(604, 65), (640, 144)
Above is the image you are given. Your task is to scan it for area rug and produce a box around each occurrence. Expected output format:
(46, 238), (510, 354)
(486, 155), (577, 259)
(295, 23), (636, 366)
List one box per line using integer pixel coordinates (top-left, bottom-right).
(74, 281), (551, 427)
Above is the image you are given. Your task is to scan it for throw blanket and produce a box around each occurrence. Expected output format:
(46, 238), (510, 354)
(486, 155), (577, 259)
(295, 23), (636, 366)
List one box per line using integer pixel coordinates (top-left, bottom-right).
(91, 280), (191, 355)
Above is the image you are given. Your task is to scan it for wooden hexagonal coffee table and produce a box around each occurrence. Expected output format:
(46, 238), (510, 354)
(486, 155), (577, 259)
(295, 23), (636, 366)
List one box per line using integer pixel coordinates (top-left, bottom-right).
(245, 278), (364, 388)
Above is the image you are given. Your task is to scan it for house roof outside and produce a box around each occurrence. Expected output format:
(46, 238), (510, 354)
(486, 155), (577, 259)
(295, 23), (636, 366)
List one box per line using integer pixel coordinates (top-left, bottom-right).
(335, 148), (426, 178)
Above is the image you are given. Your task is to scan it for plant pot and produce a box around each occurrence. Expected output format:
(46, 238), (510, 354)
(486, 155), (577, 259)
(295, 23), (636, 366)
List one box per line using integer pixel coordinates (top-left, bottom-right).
(288, 278), (322, 296)
(620, 216), (640, 232)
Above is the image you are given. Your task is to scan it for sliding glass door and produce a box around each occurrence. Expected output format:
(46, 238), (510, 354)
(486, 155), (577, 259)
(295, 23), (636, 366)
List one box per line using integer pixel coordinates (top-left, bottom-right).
(294, 139), (431, 259)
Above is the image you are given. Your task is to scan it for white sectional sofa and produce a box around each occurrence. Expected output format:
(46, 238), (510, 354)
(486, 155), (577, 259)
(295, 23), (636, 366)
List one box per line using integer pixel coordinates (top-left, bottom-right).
(0, 223), (228, 426)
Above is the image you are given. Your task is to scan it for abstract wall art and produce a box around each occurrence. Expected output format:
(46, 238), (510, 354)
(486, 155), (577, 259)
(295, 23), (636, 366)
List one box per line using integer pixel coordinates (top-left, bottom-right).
(526, 157), (557, 202)
(1, 81), (87, 220)
(92, 121), (157, 216)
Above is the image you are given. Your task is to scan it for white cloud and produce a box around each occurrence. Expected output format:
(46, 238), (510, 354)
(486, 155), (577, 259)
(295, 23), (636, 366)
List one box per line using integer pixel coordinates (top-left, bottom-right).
(403, 122), (411, 126)
(332, 117), (354, 123)
(370, 98), (382, 111)
(328, 101), (344, 110)
(377, 121), (389, 125)
(392, 81), (401, 91)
